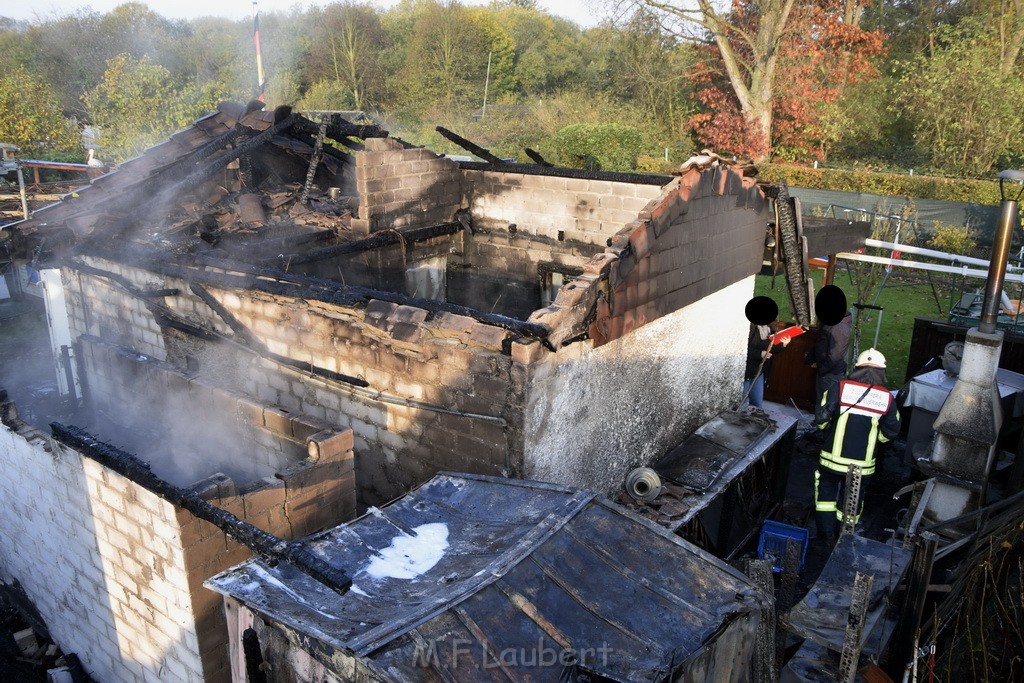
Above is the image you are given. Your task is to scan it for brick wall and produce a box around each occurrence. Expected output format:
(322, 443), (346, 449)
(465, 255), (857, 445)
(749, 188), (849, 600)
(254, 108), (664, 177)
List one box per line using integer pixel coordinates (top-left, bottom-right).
(63, 256), (516, 506)
(465, 169), (663, 246)
(178, 427), (355, 681)
(0, 418), (201, 682)
(512, 166), (768, 495)
(66, 263), (169, 361)
(0, 410), (355, 683)
(448, 231), (601, 320)
(217, 293), (518, 505)
(593, 167), (767, 344)
(353, 138), (464, 234)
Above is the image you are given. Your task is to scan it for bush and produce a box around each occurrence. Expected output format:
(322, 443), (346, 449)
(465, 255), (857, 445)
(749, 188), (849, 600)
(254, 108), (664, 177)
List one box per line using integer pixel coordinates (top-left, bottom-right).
(635, 154), (676, 174)
(927, 221), (977, 255)
(554, 122), (644, 171)
(760, 163), (1004, 206)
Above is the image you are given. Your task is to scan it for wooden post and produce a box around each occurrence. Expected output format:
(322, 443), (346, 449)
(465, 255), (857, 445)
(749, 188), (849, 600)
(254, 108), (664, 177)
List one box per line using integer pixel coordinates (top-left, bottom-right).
(824, 254), (837, 286)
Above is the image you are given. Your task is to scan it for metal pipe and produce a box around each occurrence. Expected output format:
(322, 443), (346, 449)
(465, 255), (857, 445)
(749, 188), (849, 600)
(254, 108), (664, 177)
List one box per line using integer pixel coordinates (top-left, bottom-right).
(834, 252), (1024, 283)
(864, 238), (1024, 272)
(979, 198), (1018, 333)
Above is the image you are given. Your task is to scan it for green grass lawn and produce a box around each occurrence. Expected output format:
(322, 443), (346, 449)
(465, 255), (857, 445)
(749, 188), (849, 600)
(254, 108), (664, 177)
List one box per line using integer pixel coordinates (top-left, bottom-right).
(754, 269), (959, 387)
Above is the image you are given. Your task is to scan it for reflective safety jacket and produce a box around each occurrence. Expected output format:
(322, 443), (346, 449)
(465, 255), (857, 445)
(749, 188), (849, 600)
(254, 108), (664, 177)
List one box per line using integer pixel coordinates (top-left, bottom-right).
(815, 379), (901, 475)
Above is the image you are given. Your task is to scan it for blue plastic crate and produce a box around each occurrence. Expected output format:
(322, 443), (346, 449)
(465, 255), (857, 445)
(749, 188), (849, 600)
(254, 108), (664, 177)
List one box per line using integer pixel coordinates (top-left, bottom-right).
(757, 521), (809, 573)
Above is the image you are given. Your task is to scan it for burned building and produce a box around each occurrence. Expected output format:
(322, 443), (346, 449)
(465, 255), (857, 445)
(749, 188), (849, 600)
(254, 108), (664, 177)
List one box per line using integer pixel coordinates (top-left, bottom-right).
(0, 103), (770, 681)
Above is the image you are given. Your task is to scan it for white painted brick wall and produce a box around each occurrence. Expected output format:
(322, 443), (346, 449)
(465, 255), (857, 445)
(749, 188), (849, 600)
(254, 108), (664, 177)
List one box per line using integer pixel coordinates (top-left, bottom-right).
(466, 170), (663, 243)
(0, 424), (202, 682)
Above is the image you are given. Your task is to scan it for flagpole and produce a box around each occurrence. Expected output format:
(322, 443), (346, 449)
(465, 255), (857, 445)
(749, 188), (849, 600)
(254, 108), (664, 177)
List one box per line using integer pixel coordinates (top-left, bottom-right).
(253, 2), (266, 102)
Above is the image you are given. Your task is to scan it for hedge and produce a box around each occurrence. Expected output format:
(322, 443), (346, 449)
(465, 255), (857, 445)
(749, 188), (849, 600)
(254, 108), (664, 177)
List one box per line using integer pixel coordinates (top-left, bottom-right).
(759, 163), (1004, 206)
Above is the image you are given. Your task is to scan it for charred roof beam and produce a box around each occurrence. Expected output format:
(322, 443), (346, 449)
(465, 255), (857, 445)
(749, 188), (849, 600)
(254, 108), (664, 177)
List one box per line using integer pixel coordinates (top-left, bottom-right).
(435, 127), (505, 165)
(293, 116), (388, 144)
(83, 114), (300, 222)
(189, 282), (369, 388)
(524, 148), (553, 167)
(271, 221), (461, 268)
(176, 113), (300, 192)
(457, 160), (670, 185)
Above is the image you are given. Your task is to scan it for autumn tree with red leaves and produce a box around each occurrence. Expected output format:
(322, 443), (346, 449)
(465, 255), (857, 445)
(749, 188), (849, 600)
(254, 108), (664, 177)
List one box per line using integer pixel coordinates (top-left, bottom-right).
(769, 1), (886, 160)
(629, 0), (884, 161)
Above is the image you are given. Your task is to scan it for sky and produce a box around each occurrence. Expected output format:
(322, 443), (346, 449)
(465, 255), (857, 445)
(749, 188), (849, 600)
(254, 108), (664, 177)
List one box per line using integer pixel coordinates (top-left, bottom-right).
(1, 1), (605, 28)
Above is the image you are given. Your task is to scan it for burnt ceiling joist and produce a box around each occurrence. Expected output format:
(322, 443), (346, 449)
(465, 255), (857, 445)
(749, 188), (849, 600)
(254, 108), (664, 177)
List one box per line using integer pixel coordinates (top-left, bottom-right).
(272, 221), (462, 267)
(66, 114), (301, 225)
(188, 282), (369, 388)
(458, 159), (670, 185)
(524, 148), (553, 167)
(66, 258), (371, 387)
(293, 116), (388, 145)
(435, 126), (504, 165)
(50, 423), (353, 596)
(73, 236), (551, 342)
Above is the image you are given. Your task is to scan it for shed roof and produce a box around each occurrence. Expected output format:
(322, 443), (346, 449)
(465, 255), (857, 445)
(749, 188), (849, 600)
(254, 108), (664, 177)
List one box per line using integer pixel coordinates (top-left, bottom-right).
(206, 472), (767, 681)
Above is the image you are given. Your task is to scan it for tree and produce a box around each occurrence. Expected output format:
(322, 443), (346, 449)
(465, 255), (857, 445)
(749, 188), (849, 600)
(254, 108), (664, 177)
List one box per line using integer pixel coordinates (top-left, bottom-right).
(0, 66), (79, 154)
(630, 0), (798, 159)
(307, 2), (388, 110)
(895, 18), (1024, 176)
(19, 11), (112, 118)
(770, 1), (885, 160)
(394, 2), (515, 115)
(298, 78), (356, 110)
(862, 0), (967, 59)
(81, 54), (211, 162)
(177, 17), (252, 102)
(967, 0), (1024, 75)
(493, 5), (587, 94)
(631, 1), (884, 161)
(610, 9), (696, 137)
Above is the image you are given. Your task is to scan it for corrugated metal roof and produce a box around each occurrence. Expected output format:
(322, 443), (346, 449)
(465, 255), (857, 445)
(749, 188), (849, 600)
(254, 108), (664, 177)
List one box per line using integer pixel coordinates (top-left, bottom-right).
(206, 472), (768, 682)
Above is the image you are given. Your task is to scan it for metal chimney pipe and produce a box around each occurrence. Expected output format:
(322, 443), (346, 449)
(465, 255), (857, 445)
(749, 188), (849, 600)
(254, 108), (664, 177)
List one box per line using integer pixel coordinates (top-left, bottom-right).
(979, 173), (1024, 332)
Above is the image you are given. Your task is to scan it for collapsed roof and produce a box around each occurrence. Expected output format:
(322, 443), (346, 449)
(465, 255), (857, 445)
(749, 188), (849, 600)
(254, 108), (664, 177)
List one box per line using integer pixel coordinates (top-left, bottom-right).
(2, 102), (772, 354)
(206, 472), (769, 682)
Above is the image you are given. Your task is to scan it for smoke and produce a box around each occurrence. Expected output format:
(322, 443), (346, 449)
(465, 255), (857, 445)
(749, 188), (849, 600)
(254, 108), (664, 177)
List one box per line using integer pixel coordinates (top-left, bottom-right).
(0, 297), (63, 428)
(82, 337), (299, 490)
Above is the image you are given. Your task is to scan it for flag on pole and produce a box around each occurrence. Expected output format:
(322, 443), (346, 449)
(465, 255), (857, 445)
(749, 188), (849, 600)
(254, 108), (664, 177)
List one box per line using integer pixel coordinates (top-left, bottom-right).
(253, 2), (266, 102)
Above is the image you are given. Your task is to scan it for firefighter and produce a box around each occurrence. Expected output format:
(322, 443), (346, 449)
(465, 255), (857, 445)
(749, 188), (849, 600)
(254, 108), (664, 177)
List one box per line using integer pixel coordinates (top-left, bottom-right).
(814, 348), (901, 542)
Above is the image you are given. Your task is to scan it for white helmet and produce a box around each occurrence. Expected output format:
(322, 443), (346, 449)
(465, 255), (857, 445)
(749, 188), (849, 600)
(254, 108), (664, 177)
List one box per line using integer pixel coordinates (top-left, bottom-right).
(856, 348), (886, 368)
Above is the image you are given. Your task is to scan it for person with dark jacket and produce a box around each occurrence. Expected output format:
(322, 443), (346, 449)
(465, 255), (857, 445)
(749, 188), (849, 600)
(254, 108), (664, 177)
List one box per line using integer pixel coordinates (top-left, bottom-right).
(813, 309), (852, 400)
(814, 348), (901, 542)
(742, 297), (789, 407)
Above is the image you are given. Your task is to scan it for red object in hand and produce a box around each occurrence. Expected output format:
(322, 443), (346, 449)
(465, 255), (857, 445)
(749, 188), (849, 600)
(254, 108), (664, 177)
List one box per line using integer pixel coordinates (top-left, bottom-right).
(771, 325), (805, 346)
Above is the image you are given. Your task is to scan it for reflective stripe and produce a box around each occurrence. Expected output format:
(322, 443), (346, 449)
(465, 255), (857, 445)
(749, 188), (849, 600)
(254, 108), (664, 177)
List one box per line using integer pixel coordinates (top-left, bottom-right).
(814, 470), (838, 511)
(835, 508), (862, 523)
(820, 455), (876, 476)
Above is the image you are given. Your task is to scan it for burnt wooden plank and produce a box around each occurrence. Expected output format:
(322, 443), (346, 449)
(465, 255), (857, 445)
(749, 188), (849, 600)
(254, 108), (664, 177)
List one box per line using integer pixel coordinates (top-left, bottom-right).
(802, 217), (871, 258)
